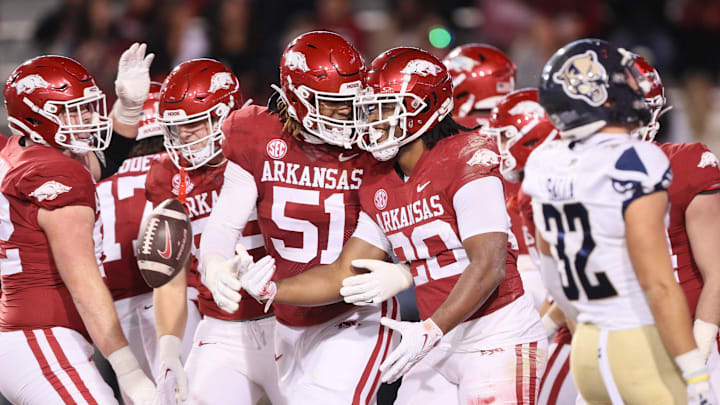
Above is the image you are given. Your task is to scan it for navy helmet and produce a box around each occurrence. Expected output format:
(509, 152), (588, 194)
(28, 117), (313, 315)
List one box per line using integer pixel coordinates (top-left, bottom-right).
(538, 39), (651, 140)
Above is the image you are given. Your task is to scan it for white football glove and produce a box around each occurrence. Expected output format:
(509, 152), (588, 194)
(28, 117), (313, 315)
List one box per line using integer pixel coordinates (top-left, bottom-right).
(676, 349), (717, 405)
(203, 245), (252, 314)
(238, 249), (277, 312)
(694, 319), (719, 362)
(379, 317), (443, 384)
(154, 335), (187, 403)
(113, 42), (155, 126)
(153, 369), (178, 405)
(107, 346), (156, 405)
(340, 260), (414, 306)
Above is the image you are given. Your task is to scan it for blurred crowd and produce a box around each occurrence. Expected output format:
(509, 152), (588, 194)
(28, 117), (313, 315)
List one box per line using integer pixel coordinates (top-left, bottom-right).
(11, 0), (720, 145)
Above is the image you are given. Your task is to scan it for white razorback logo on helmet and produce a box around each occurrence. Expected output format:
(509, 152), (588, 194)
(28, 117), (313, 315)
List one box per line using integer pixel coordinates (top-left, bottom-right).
(29, 180), (72, 202)
(698, 151), (719, 168)
(285, 51), (310, 72)
(444, 55), (479, 73)
(509, 100), (545, 116)
(14, 74), (51, 95)
(208, 72), (234, 93)
(401, 60), (443, 77)
(552, 50), (609, 107)
(467, 148), (500, 167)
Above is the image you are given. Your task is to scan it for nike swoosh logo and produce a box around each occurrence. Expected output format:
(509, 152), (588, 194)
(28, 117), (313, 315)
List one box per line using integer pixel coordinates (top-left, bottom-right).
(143, 304), (153, 310)
(274, 354), (283, 361)
(417, 181), (431, 192)
(338, 153), (359, 162)
(421, 333), (429, 347)
(198, 341), (216, 347)
(157, 220), (172, 259)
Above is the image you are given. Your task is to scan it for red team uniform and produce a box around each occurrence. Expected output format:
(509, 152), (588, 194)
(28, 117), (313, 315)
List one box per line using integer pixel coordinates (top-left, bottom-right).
(0, 136), (117, 404)
(144, 153), (282, 403)
(658, 142), (720, 314)
(354, 131), (545, 403)
(222, 104), (400, 404)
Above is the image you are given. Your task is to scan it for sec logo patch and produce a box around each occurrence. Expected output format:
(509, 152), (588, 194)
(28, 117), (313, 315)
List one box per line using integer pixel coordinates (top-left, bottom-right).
(374, 189), (388, 210)
(267, 139), (288, 159)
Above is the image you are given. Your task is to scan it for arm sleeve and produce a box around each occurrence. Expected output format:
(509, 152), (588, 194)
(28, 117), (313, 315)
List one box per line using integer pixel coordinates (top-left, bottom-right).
(97, 131), (136, 180)
(20, 163), (96, 210)
(199, 161), (258, 269)
(610, 144), (672, 216)
(453, 176), (509, 241)
(351, 211), (392, 254)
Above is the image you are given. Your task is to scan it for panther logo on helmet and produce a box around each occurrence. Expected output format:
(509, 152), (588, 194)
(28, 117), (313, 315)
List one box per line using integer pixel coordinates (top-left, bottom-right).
(284, 51), (310, 72)
(208, 72), (235, 93)
(401, 60), (443, 77)
(444, 55), (479, 73)
(14, 74), (51, 95)
(552, 50), (608, 107)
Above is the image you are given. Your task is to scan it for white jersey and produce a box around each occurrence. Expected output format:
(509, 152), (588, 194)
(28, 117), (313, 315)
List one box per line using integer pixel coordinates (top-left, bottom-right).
(522, 132), (672, 330)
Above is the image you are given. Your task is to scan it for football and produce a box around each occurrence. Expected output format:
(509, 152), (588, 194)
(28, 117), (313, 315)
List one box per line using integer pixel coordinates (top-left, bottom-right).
(136, 198), (192, 288)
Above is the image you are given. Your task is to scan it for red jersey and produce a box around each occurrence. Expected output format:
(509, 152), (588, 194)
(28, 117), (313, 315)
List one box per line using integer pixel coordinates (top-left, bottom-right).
(455, 116), (527, 255)
(97, 153), (164, 301)
(358, 132), (523, 321)
(223, 105), (374, 326)
(659, 142), (720, 316)
(0, 136), (102, 339)
(145, 154), (268, 321)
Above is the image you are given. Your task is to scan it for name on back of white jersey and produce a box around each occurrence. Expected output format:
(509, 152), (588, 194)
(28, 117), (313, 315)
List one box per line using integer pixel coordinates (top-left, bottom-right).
(546, 176), (575, 201)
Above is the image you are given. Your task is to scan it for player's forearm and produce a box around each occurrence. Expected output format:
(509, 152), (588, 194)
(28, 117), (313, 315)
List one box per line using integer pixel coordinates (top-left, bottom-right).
(431, 260), (503, 334)
(644, 281), (697, 357)
(696, 274), (720, 326)
(275, 264), (346, 306)
(153, 269), (188, 338)
(68, 273), (129, 357)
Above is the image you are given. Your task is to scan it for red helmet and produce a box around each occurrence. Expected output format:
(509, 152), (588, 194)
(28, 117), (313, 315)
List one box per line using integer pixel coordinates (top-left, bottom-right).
(277, 31), (365, 148)
(137, 81), (163, 140)
(628, 53), (670, 141)
(3, 55), (112, 153)
(159, 59), (241, 170)
(481, 88), (558, 182)
(355, 47), (453, 161)
(442, 44), (516, 117)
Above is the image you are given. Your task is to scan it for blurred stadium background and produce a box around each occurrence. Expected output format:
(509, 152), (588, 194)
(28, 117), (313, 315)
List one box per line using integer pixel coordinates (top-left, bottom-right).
(1, 0), (720, 403)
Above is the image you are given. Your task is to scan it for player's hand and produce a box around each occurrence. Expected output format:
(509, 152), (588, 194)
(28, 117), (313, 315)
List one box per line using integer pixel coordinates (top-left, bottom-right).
(203, 246), (252, 314)
(155, 335), (188, 403)
(685, 369), (715, 405)
(379, 317), (443, 384)
(237, 247), (277, 312)
(693, 319), (718, 362)
(676, 349), (717, 405)
(107, 346), (156, 405)
(113, 42), (155, 126)
(340, 260), (414, 306)
(154, 369), (178, 405)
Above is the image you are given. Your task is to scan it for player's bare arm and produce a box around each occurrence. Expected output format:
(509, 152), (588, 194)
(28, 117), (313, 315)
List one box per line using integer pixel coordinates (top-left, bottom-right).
(625, 190), (697, 357)
(686, 192), (720, 358)
(153, 264), (189, 339)
(274, 236), (387, 306)
(38, 204), (130, 356)
(429, 231), (507, 334)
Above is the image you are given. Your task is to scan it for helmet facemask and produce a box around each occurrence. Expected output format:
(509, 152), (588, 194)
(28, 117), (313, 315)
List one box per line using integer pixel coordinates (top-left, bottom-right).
(281, 78), (361, 149)
(14, 86), (113, 155)
(161, 100), (231, 170)
(354, 90), (425, 161)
